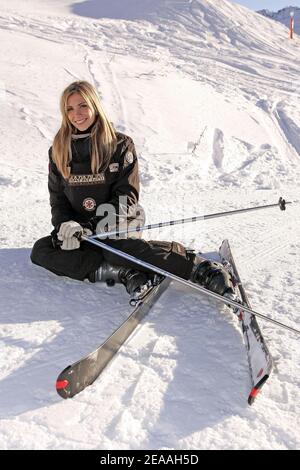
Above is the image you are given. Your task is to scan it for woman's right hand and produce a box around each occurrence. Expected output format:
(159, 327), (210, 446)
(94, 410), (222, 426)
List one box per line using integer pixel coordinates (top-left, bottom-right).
(57, 220), (83, 250)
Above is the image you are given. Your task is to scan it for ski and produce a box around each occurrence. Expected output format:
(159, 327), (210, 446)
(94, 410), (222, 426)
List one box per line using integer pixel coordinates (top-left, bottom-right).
(219, 239), (273, 405)
(56, 277), (170, 399)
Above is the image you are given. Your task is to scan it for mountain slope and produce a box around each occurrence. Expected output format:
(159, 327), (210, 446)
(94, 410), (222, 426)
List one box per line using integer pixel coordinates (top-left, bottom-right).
(258, 6), (300, 35)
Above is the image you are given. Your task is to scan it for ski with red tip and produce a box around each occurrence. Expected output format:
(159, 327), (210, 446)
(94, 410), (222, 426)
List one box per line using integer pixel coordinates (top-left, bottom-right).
(219, 239), (273, 405)
(56, 277), (170, 399)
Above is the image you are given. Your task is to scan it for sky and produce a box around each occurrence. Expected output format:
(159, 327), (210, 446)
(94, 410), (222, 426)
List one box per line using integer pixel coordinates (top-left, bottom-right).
(234, 1), (300, 11)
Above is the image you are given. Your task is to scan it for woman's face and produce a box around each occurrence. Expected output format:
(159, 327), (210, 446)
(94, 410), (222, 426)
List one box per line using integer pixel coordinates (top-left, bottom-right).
(66, 93), (96, 131)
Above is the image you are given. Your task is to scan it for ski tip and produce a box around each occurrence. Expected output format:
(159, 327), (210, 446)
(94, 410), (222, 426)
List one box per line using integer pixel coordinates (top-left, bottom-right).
(248, 387), (260, 405)
(56, 379), (69, 390)
(56, 366), (72, 398)
(56, 378), (71, 399)
(248, 375), (269, 405)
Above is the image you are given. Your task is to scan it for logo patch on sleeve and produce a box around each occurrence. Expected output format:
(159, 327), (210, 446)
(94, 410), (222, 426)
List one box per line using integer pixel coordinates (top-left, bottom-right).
(126, 151), (134, 164)
(109, 163), (119, 172)
(82, 198), (96, 211)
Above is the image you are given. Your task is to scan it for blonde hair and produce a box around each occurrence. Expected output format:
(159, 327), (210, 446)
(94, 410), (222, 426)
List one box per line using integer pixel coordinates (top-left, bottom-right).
(52, 81), (117, 179)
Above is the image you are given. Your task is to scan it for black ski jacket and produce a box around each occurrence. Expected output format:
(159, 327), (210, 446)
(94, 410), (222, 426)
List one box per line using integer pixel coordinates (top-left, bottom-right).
(48, 131), (140, 230)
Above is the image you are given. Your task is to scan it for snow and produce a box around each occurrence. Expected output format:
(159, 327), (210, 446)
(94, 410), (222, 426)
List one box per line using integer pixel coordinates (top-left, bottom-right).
(0, 0), (300, 450)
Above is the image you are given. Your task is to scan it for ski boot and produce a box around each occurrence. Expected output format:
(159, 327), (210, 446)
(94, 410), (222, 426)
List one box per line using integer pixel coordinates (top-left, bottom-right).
(191, 258), (235, 296)
(96, 261), (123, 287)
(118, 268), (155, 306)
(95, 262), (148, 294)
(94, 262), (159, 306)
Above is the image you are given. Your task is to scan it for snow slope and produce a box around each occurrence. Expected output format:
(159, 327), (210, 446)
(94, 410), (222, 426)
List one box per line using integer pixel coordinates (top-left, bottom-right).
(0, 0), (299, 449)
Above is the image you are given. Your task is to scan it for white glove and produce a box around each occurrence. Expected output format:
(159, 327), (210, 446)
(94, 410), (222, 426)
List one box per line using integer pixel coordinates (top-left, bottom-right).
(58, 221), (83, 250)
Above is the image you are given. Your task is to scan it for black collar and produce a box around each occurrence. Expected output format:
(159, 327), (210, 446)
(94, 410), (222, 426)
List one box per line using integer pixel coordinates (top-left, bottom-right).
(72, 122), (96, 137)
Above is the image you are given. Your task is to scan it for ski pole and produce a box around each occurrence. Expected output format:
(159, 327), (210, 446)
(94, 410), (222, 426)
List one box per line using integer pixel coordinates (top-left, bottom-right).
(81, 234), (300, 336)
(90, 197), (291, 240)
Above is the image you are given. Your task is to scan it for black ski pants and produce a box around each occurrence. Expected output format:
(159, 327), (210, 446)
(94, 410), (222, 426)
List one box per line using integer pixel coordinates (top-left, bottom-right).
(30, 236), (195, 282)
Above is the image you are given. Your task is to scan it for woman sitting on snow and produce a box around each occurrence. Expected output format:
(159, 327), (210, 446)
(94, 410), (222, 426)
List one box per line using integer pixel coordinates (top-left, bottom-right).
(31, 81), (233, 298)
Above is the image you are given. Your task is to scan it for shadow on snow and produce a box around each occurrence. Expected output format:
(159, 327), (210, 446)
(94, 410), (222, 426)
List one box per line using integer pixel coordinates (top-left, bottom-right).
(0, 248), (248, 446)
